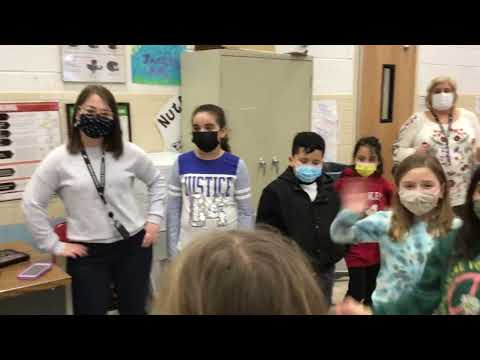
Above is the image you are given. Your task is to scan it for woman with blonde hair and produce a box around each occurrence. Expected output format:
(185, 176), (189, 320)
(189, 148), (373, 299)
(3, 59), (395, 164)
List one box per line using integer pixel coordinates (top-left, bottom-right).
(393, 76), (480, 215)
(154, 228), (328, 315)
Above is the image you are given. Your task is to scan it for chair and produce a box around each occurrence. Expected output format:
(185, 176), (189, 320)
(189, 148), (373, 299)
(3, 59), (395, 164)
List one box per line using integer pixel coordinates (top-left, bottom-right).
(52, 222), (67, 264)
(323, 161), (349, 181)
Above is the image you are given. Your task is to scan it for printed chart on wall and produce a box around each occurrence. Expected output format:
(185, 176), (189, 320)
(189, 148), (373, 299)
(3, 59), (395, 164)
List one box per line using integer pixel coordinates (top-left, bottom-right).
(62, 45), (126, 83)
(0, 102), (62, 202)
(311, 100), (339, 162)
(66, 103), (132, 143)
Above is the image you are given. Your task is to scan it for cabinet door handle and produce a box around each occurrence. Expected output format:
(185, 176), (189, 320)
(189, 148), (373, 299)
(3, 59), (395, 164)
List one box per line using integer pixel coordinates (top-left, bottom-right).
(272, 156), (280, 174)
(259, 158), (266, 175)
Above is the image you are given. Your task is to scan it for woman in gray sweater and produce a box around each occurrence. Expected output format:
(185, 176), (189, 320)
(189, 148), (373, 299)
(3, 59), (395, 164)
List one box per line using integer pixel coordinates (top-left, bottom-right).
(22, 85), (165, 315)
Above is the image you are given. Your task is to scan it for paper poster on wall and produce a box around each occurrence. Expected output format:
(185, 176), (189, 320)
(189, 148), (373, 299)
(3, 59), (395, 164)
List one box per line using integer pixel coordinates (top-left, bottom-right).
(66, 103), (132, 143)
(131, 45), (186, 85)
(0, 102), (62, 202)
(154, 95), (182, 152)
(62, 45), (126, 83)
(311, 100), (338, 162)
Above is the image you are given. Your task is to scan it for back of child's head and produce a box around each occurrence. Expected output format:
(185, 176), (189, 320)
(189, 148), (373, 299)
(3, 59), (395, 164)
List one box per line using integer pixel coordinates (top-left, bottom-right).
(353, 136), (384, 175)
(155, 229), (328, 315)
(292, 132), (325, 156)
(389, 153), (454, 241)
(454, 166), (480, 260)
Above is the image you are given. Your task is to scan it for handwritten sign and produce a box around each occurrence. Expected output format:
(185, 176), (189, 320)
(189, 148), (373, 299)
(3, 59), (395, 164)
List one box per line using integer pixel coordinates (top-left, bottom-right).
(131, 45), (186, 85)
(155, 95), (182, 152)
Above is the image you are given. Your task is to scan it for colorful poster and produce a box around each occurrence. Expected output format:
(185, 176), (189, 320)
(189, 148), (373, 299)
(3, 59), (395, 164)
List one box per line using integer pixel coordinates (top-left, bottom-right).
(154, 95), (182, 152)
(0, 102), (62, 201)
(131, 45), (186, 85)
(62, 45), (126, 83)
(66, 103), (132, 143)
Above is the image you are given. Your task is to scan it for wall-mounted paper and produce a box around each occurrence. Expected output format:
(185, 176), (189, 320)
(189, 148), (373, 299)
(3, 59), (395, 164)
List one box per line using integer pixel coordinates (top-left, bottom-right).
(62, 45), (126, 83)
(0, 102), (61, 201)
(311, 100), (338, 162)
(154, 95), (182, 152)
(131, 45), (186, 85)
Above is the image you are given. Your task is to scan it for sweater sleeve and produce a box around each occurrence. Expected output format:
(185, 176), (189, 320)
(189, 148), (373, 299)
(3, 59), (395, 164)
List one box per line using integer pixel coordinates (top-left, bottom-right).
(330, 209), (387, 245)
(392, 114), (423, 166)
(21, 148), (65, 255)
(130, 144), (166, 226)
(166, 159), (182, 258)
(234, 159), (254, 230)
(373, 232), (454, 315)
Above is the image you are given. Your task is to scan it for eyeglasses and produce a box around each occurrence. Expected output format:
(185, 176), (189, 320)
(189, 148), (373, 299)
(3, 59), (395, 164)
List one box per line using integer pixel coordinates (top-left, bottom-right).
(79, 105), (114, 120)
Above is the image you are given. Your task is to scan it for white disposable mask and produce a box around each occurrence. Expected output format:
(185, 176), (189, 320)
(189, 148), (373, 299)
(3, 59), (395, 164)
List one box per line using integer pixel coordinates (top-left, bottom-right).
(398, 189), (440, 217)
(432, 92), (454, 111)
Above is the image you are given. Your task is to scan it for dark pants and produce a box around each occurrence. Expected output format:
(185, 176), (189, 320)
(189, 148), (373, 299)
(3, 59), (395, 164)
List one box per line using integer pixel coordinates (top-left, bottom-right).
(452, 205), (464, 218)
(346, 264), (380, 306)
(312, 264), (335, 306)
(67, 230), (152, 315)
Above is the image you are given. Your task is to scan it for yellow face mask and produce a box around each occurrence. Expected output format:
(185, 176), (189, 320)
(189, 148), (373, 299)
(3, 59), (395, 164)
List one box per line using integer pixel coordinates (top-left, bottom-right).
(355, 162), (377, 177)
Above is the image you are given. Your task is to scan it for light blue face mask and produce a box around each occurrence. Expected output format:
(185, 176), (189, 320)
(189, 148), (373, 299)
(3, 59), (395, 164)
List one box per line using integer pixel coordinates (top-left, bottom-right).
(294, 165), (322, 183)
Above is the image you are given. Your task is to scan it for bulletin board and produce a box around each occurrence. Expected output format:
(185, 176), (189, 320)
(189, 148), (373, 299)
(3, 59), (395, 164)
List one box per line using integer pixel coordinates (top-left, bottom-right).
(0, 102), (62, 202)
(66, 102), (132, 143)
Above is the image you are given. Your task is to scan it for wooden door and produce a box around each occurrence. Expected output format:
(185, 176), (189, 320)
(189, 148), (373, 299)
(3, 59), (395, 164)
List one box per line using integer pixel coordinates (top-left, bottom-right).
(357, 45), (417, 181)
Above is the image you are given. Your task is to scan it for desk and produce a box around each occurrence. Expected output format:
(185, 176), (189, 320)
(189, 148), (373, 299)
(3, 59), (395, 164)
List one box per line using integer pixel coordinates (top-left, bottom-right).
(0, 241), (71, 314)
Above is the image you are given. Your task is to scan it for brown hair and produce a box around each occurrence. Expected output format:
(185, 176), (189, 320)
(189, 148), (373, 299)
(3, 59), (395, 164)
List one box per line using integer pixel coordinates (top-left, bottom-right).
(192, 104), (231, 152)
(389, 153), (454, 241)
(425, 76), (458, 111)
(154, 229), (327, 315)
(67, 85), (123, 158)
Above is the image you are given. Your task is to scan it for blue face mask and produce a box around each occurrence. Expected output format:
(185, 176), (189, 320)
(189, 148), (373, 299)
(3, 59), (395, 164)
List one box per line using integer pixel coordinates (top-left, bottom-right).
(294, 165), (322, 183)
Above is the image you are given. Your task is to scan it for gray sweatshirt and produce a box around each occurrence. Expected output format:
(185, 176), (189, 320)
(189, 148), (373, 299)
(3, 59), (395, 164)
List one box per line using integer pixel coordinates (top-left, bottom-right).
(22, 143), (166, 255)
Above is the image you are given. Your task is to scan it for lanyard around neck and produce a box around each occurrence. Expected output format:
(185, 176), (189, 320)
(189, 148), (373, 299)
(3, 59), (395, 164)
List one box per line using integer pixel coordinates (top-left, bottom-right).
(432, 111), (453, 166)
(80, 149), (106, 205)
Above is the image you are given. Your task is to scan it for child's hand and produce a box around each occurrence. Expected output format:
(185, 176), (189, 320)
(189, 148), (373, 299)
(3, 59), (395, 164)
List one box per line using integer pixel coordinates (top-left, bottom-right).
(365, 204), (378, 216)
(340, 179), (369, 214)
(335, 297), (373, 315)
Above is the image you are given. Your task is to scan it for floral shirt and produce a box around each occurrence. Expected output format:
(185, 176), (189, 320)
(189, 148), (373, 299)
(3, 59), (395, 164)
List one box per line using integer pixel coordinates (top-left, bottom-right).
(393, 108), (480, 207)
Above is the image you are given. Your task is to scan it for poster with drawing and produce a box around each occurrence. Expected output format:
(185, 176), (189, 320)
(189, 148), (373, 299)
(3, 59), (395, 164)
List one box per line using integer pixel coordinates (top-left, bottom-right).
(311, 100), (339, 162)
(0, 102), (62, 201)
(62, 45), (126, 83)
(131, 45), (186, 85)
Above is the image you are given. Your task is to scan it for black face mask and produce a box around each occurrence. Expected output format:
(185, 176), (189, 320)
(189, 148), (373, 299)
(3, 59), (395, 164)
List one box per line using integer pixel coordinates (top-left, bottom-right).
(76, 114), (114, 139)
(192, 131), (219, 152)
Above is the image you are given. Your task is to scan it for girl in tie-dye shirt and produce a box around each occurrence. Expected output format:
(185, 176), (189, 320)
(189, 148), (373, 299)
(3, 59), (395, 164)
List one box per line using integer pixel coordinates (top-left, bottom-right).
(331, 153), (460, 307)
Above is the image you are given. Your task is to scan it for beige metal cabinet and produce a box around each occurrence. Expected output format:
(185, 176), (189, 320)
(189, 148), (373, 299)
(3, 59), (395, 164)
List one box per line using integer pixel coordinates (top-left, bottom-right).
(181, 49), (313, 210)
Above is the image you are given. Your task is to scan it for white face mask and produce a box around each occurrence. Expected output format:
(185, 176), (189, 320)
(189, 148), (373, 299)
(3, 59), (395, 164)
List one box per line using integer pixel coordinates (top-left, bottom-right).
(398, 189), (440, 217)
(432, 92), (454, 111)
